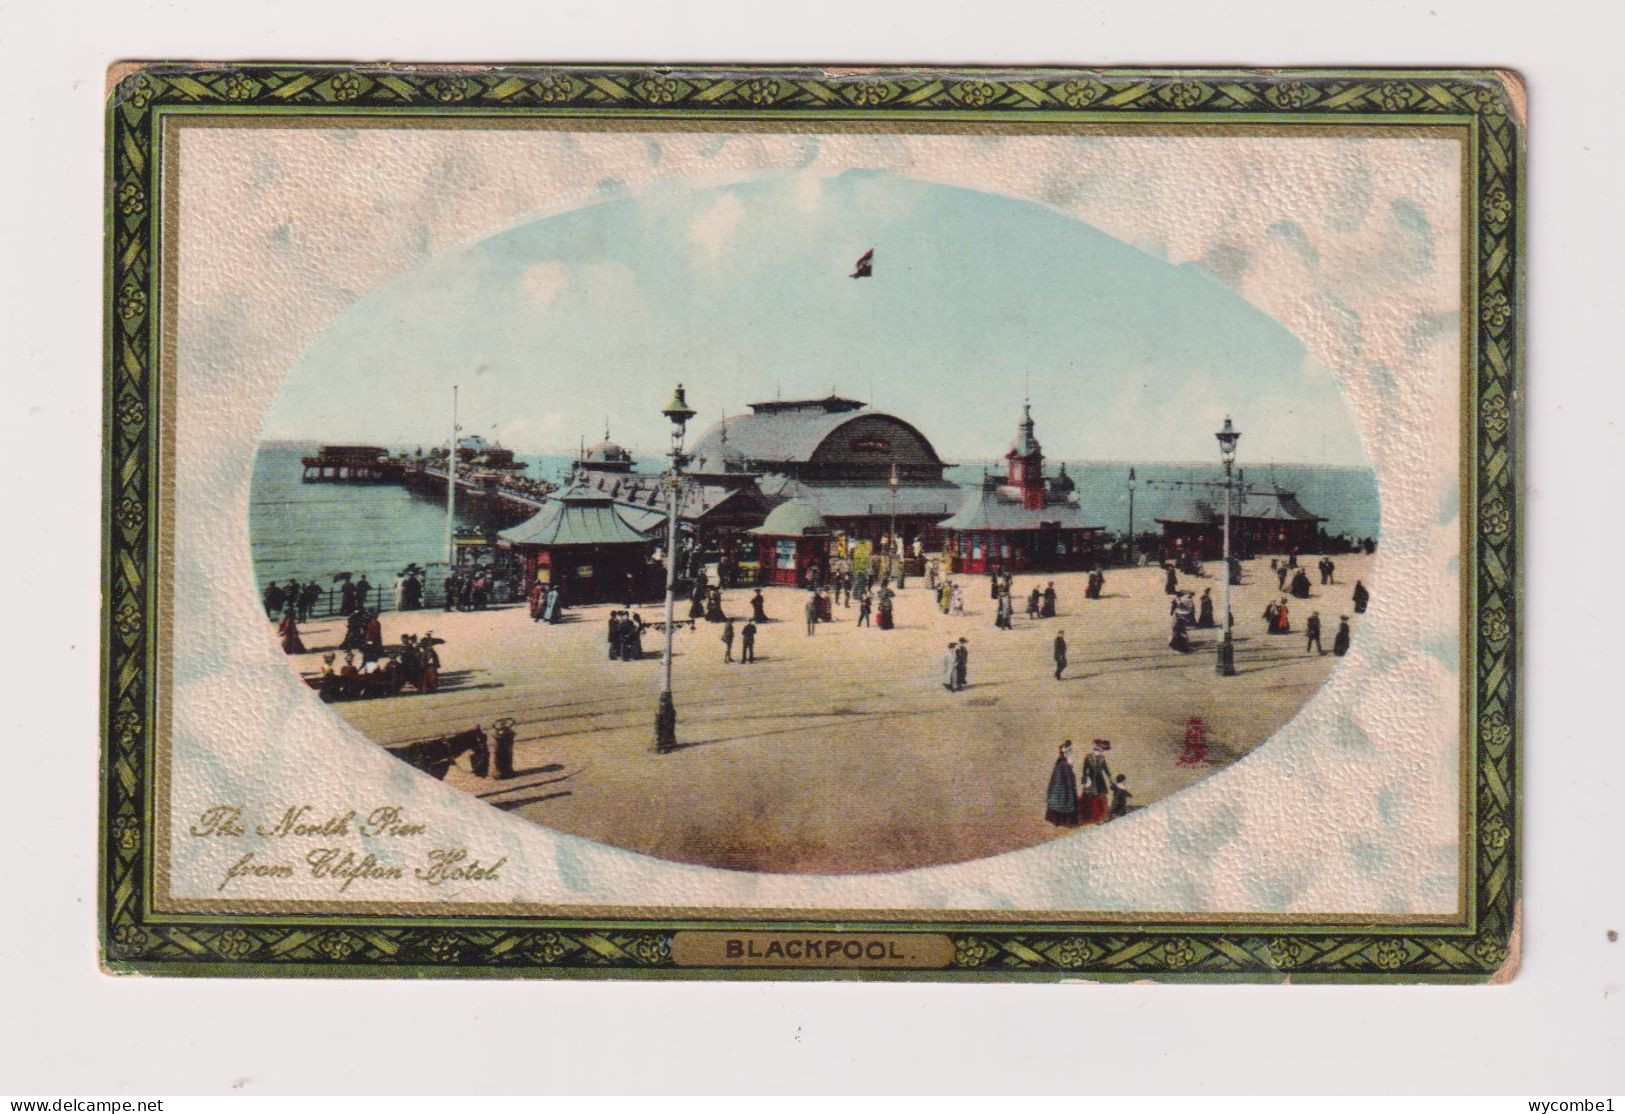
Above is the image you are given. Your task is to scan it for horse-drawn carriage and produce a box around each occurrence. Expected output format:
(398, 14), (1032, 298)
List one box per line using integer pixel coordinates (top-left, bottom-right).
(383, 719), (516, 781)
(306, 635), (442, 702)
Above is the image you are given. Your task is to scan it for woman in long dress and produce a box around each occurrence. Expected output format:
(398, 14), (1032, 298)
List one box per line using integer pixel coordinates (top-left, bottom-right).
(1079, 740), (1113, 824)
(1197, 589), (1215, 628)
(1273, 599), (1292, 634)
(1333, 616), (1352, 656)
(1169, 613), (1191, 653)
(1045, 741), (1078, 826)
(278, 611), (305, 654)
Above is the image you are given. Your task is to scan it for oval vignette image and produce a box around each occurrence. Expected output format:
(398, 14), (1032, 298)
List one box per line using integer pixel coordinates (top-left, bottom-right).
(250, 171), (1380, 874)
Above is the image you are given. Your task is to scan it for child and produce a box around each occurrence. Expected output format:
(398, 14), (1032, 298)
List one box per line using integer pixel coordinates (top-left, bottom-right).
(1110, 773), (1132, 819)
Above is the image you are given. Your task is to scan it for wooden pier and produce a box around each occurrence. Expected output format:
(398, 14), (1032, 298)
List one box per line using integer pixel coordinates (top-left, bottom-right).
(300, 443), (551, 528)
(300, 445), (406, 483)
(401, 464), (547, 528)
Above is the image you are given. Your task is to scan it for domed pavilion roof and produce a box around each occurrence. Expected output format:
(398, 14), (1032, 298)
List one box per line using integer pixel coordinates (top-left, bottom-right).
(583, 438), (632, 464)
(750, 499), (831, 537)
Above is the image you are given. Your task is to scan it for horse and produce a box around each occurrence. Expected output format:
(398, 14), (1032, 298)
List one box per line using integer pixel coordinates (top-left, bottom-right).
(387, 725), (488, 780)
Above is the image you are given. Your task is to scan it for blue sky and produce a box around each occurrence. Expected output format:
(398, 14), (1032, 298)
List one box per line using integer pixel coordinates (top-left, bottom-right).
(265, 170), (1369, 466)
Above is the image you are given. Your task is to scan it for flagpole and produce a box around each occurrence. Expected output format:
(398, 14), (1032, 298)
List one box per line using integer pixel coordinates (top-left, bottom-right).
(446, 385), (458, 572)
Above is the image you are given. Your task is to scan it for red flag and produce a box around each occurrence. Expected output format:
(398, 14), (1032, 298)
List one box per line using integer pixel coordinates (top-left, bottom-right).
(850, 248), (874, 279)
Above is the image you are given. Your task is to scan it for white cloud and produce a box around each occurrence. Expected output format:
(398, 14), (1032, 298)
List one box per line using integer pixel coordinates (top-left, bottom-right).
(788, 171), (826, 212)
(685, 191), (744, 267)
(493, 412), (563, 453)
(520, 261), (570, 307)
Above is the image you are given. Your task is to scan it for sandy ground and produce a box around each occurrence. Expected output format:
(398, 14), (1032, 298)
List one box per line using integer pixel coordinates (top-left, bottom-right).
(279, 554), (1375, 874)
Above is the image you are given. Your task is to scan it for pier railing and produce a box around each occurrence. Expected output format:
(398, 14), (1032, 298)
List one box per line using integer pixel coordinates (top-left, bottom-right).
(261, 572), (529, 622)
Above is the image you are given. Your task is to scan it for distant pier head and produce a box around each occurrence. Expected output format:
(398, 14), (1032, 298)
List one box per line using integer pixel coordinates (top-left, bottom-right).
(299, 445), (405, 483)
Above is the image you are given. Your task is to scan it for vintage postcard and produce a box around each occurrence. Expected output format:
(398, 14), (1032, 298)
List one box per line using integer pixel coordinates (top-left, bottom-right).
(101, 64), (1522, 980)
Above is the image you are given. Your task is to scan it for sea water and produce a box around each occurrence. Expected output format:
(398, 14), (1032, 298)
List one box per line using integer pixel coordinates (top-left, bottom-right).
(249, 443), (1380, 593)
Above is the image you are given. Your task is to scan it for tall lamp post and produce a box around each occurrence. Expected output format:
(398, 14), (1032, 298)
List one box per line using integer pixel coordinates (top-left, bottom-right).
(445, 384), (459, 571)
(1127, 466), (1137, 566)
(887, 462), (901, 585)
(1215, 416), (1241, 677)
(655, 383), (697, 753)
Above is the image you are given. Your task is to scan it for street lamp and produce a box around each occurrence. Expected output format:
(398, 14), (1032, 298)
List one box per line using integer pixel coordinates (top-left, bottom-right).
(655, 382), (697, 753)
(887, 462), (901, 585)
(1127, 466), (1137, 566)
(1215, 416), (1241, 677)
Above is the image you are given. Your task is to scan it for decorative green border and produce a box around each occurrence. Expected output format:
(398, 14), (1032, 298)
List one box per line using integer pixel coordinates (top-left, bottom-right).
(101, 64), (1522, 981)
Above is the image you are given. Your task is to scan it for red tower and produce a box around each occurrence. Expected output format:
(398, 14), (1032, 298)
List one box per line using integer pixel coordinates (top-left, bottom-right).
(1004, 403), (1046, 510)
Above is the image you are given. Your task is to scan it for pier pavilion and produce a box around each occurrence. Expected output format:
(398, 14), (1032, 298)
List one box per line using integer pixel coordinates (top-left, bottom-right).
(1154, 488), (1325, 560)
(940, 404), (1101, 575)
(428, 434), (528, 474)
(567, 434), (775, 581)
(300, 445), (404, 483)
(686, 395), (962, 555)
(496, 489), (660, 605)
(748, 500), (834, 587)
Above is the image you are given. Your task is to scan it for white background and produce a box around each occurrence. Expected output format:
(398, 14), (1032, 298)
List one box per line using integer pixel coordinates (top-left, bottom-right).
(0, 0), (1620, 1096)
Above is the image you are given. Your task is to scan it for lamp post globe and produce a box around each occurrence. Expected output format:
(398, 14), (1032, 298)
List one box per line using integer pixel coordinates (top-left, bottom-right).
(655, 383), (695, 753)
(1215, 417), (1241, 677)
(662, 383), (697, 428)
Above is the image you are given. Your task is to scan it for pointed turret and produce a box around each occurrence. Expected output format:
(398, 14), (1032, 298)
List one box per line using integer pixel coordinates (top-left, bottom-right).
(1048, 461), (1076, 501)
(1004, 402), (1046, 509)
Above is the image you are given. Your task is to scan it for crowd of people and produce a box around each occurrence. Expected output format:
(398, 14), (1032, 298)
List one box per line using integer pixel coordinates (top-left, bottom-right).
(528, 581), (564, 624)
(262, 577), (326, 623)
(606, 611), (646, 660)
(926, 570), (1082, 637)
(261, 562), (532, 628)
(1262, 583), (1366, 657)
(1045, 739), (1131, 826)
(445, 566), (524, 611)
(266, 545), (1376, 806)
(315, 630), (442, 688)
(338, 607), (384, 659)
(1164, 582), (1227, 652)
(392, 566), (425, 610)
